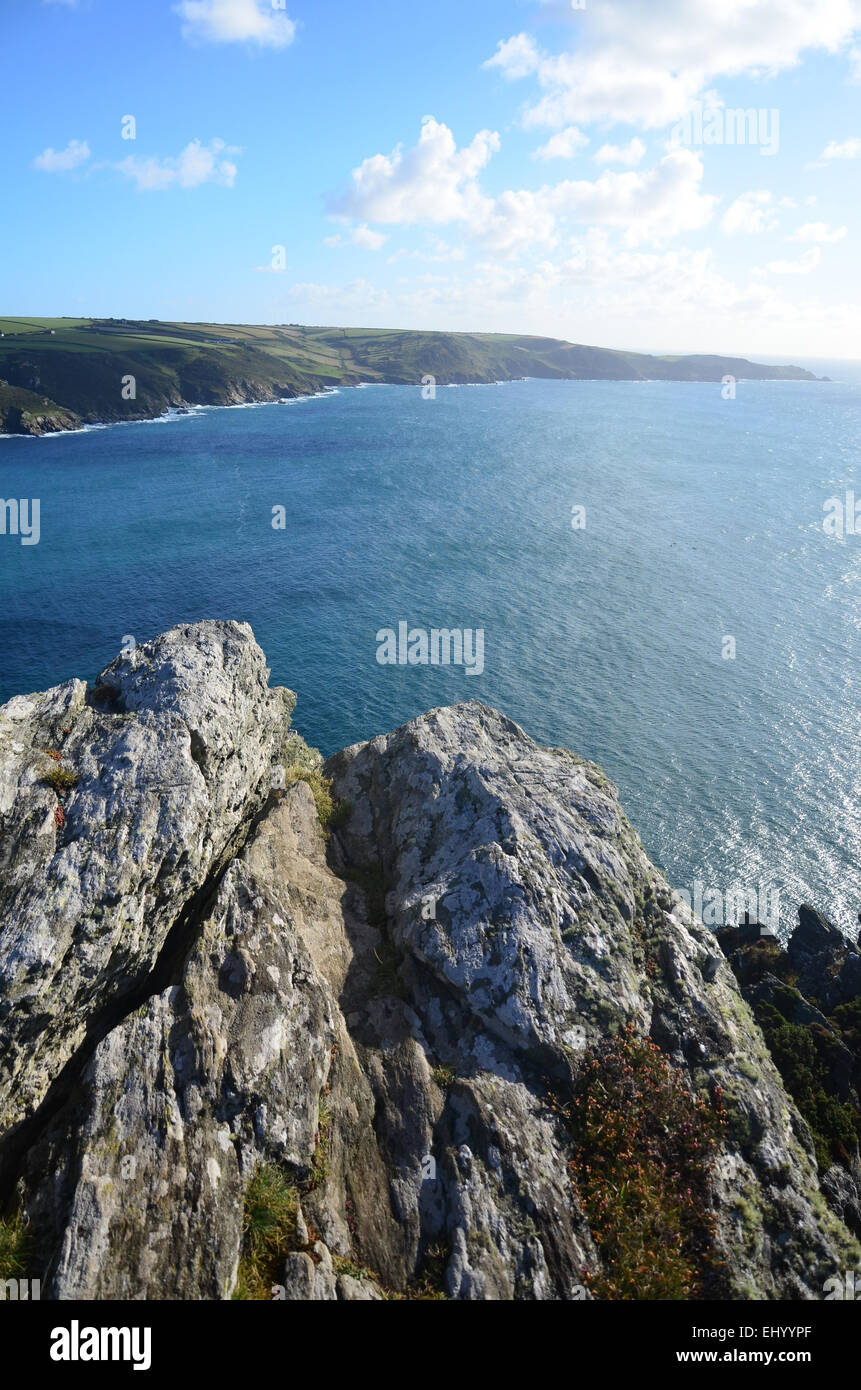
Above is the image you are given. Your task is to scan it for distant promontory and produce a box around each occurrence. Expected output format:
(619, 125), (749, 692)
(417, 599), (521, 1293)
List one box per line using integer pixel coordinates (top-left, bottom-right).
(0, 317), (820, 436)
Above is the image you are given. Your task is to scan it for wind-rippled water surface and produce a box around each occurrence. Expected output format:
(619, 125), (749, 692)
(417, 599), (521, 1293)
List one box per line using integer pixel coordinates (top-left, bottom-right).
(1, 376), (859, 938)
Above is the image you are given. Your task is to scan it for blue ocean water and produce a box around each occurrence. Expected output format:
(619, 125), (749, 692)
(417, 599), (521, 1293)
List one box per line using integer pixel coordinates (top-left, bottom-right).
(1, 375), (859, 939)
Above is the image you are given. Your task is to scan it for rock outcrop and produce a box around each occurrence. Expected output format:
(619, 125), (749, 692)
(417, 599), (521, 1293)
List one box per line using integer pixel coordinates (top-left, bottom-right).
(0, 383), (82, 435)
(0, 622), (858, 1300)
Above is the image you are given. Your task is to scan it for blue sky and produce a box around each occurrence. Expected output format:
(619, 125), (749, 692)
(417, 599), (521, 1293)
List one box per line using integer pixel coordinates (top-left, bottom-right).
(2, 0), (860, 356)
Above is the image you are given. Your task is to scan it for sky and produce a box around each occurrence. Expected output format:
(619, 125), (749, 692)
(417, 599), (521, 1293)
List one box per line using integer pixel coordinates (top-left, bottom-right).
(2, 0), (860, 357)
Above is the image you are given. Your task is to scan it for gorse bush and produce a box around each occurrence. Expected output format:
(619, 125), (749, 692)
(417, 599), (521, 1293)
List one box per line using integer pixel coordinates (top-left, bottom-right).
(431, 1064), (457, 1090)
(559, 1024), (726, 1300)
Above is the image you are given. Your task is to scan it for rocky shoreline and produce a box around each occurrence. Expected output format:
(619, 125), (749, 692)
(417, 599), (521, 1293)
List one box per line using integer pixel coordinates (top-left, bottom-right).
(0, 621), (857, 1299)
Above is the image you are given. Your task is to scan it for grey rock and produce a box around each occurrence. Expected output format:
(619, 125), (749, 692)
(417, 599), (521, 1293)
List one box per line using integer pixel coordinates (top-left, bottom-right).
(337, 1274), (384, 1301)
(325, 700), (860, 1298)
(0, 621), (294, 1149)
(1, 628), (859, 1302)
(282, 1243), (337, 1301)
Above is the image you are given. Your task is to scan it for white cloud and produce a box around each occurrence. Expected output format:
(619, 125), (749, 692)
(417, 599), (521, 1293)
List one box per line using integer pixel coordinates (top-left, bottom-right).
(546, 149), (717, 245)
(480, 188), (559, 252)
(333, 117), (499, 227)
(822, 136), (861, 158)
(721, 190), (777, 235)
(487, 1), (861, 130)
(764, 247), (822, 274)
(532, 126), (589, 161)
(327, 225), (388, 251)
(791, 221), (848, 243)
(175, 0), (295, 47)
(483, 33), (541, 80)
(594, 138), (646, 166)
(386, 238), (466, 266)
(33, 139), (90, 172)
(116, 138), (240, 191)
(351, 224), (388, 250)
(334, 119), (714, 254)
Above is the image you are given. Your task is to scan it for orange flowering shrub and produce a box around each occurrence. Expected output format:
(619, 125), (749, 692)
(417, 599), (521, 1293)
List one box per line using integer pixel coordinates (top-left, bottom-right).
(560, 1024), (726, 1300)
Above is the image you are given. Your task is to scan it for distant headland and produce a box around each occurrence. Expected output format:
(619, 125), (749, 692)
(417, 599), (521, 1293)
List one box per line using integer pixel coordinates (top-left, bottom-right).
(0, 316), (820, 436)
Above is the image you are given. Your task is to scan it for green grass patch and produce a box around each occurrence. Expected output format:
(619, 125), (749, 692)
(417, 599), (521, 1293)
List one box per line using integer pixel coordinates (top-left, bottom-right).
(44, 763), (78, 794)
(308, 1100), (330, 1191)
(233, 1164), (300, 1302)
(0, 1210), (31, 1282)
(279, 733), (348, 835)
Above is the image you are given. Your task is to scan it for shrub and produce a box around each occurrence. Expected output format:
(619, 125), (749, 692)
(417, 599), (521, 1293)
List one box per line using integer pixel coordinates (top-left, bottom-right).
(44, 764), (77, 794)
(560, 1024), (726, 1300)
(831, 997), (861, 1053)
(431, 1065), (457, 1090)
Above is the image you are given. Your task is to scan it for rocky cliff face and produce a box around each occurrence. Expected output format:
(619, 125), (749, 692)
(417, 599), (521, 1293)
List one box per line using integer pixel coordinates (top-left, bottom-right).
(0, 622), (857, 1300)
(0, 383), (82, 435)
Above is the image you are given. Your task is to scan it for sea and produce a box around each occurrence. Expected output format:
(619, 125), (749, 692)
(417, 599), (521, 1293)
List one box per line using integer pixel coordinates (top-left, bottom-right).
(1, 365), (859, 941)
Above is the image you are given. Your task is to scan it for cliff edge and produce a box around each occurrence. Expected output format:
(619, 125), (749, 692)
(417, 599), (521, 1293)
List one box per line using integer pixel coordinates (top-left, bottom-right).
(0, 621), (857, 1299)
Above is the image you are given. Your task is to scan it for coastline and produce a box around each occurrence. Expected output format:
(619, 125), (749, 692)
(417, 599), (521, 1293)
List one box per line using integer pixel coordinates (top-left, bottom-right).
(0, 371), (831, 441)
(0, 317), (823, 439)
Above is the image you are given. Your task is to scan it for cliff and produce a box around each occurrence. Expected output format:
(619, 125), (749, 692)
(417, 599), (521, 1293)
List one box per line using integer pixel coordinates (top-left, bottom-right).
(0, 382), (82, 436)
(0, 622), (857, 1300)
(0, 319), (820, 435)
